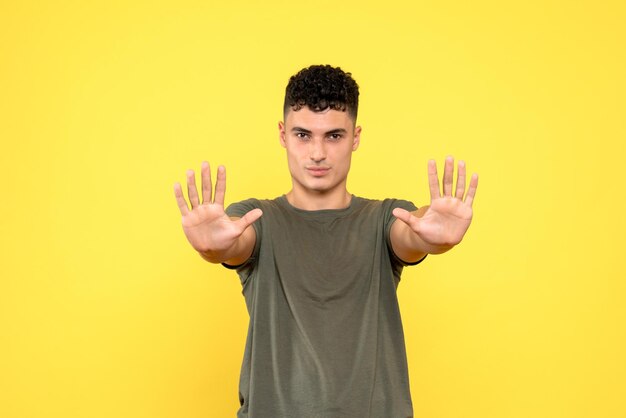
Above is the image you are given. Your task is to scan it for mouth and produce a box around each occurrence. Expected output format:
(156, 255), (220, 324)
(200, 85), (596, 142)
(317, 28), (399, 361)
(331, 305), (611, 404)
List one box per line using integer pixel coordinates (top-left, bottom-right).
(306, 166), (330, 177)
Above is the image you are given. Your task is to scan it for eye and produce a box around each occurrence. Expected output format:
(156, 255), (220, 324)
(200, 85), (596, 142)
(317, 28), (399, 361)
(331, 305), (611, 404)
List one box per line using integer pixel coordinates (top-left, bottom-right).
(296, 132), (309, 140)
(328, 133), (343, 141)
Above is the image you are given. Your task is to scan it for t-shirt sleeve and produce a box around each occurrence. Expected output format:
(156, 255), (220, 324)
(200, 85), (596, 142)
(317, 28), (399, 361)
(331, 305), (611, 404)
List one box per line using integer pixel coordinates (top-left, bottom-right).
(220, 198), (262, 273)
(384, 199), (428, 267)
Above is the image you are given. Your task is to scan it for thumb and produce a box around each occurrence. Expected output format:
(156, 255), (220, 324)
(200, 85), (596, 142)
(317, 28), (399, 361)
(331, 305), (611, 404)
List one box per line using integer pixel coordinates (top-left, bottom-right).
(233, 208), (263, 231)
(392, 207), (420, 232)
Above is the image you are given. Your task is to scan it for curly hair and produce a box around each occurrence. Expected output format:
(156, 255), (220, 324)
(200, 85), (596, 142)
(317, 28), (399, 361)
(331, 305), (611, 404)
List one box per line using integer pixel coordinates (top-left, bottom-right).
(283, 64), (360, 122)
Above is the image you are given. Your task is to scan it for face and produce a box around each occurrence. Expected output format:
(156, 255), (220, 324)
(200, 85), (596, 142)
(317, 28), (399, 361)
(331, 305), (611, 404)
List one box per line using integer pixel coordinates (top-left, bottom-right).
(279, 107), (361, 196)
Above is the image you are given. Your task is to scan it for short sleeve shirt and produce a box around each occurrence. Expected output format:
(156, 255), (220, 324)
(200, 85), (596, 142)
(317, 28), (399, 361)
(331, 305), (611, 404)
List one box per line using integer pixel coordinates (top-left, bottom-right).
(224, 195), (425, 418)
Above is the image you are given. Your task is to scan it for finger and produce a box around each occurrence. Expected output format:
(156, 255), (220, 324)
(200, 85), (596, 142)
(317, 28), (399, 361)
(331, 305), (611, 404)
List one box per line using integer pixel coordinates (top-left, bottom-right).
(427, 159), (441, 200)
(233, 208), (263, 230)
(214, 165), (226, 206)
(392, 207), (420, 232)
(455, 160), (466, 199)
(186, 169), (200, 208)
(442, 155), (454, 196)
(464, 173), (479, 207)
(173, 182), (190, 216)
(201, 161), (212, 204)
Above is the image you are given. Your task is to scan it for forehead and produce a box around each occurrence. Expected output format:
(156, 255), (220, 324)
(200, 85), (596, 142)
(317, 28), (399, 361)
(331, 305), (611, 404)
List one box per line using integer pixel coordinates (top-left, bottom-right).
(285, 107), (354, 130)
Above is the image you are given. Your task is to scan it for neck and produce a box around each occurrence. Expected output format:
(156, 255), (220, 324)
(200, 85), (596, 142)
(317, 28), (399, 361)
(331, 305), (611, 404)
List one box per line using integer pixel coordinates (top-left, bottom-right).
(286, 187), (352, 211)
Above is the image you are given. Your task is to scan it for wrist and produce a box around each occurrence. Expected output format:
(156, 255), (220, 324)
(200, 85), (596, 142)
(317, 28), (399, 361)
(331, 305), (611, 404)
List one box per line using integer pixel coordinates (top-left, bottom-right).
(197, 241), (239, 264)
(408, 232), (454, 255)
(425, 243), (455, 255)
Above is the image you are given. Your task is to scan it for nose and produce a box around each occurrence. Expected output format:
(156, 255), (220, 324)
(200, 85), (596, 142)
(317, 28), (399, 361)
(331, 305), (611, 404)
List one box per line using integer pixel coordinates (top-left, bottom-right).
(309, 139), (326, 162)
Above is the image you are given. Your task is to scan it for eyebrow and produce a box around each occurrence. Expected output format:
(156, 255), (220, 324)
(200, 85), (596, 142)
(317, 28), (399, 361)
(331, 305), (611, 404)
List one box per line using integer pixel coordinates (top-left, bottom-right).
(291, 127), (348, 135)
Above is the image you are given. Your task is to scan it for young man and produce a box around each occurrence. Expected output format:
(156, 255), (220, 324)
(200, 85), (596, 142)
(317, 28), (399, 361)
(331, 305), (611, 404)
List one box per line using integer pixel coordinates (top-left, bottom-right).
(174, 65), (478, 418)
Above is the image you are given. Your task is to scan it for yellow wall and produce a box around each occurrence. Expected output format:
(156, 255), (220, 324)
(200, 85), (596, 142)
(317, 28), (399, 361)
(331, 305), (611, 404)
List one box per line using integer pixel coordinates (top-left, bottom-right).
(1, 1), (624, 417)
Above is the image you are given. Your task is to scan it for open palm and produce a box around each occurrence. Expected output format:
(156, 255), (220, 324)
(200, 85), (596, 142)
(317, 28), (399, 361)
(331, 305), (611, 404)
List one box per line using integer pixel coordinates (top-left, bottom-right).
(174, 162), (262, 254)
(393, 157), (478, 248)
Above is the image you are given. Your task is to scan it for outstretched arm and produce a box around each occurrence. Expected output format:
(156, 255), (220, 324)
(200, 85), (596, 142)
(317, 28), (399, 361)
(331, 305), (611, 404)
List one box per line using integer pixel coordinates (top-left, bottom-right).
(174, 161), (262, 265)
(390, 156), (478, 263)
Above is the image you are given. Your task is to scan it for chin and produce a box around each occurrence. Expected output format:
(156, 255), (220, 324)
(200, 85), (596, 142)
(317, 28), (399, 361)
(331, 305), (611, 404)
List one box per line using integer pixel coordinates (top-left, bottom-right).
(305, 183), (338, 194)
(304, 183), (331, 193)
(295, 178), (333, 193)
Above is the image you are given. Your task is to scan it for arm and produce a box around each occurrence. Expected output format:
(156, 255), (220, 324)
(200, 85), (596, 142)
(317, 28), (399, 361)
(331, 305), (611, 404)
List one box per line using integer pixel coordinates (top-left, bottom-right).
(390, 156), (478, 263)
(173, 161), (262, 265)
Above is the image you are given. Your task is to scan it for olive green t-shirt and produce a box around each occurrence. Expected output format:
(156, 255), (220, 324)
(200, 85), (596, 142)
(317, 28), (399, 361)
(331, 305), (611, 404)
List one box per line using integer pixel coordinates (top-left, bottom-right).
(224, 195), (425, 418)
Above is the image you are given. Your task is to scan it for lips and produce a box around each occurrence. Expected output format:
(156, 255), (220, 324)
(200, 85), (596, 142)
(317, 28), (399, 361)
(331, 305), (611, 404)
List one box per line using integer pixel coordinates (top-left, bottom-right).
(306, 167), (330, 177)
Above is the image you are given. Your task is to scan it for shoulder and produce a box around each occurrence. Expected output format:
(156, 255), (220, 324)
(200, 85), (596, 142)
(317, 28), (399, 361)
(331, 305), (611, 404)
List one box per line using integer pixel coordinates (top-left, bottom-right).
(383, 198), (418, 213)
(225, 197), (283, 217)
(353, 196), (418, 215)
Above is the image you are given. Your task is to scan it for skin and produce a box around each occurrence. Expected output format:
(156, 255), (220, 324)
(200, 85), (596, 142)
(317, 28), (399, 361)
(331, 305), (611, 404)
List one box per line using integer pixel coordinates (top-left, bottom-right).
(278, 107), (361, 210)
(390, 157), (478, 262)
(173, 106), (478, 265)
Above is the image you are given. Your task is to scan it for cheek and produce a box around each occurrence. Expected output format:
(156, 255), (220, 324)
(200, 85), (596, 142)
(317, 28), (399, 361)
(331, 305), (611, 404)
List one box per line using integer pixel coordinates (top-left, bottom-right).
(287, 146), (301, 159)
(333, 147), (353, 165)
(294, 143), (314, 159)
(286, 147), (304, 167)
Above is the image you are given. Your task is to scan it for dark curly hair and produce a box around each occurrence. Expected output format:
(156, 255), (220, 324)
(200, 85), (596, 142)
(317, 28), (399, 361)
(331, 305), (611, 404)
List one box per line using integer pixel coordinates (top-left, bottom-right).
(283, 64), (360, 122)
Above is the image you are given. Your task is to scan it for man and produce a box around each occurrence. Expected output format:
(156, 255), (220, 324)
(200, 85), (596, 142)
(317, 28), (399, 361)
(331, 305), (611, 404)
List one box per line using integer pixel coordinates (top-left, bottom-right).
(174, 65), (478, 418)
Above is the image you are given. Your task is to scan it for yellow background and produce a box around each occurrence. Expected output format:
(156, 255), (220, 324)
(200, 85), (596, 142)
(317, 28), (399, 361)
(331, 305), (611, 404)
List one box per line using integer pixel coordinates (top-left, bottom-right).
(1, 1), (624, 417)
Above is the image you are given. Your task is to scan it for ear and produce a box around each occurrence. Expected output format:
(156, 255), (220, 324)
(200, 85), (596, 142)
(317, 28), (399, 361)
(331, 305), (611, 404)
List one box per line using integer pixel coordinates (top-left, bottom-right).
(352, 125), (362, 151)
(278, 121), (287, 148)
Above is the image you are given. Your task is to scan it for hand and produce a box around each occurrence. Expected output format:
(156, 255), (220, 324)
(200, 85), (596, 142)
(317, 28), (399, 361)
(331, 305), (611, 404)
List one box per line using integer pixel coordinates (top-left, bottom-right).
(174, 161), (262, 255)
(393, 156), (478, 250)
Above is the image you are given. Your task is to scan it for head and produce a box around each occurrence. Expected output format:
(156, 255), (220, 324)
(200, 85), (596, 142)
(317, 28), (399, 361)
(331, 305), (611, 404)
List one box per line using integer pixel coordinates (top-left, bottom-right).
(283, 64), (360, 123)
(279, 65), (362, 202)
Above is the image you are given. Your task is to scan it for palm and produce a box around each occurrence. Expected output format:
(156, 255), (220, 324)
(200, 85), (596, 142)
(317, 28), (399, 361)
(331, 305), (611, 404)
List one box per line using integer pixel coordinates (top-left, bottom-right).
(174, 162), (261, 254)
(181, 204), (242, 252)
(418, 196), (473, 246)
(394, 157), (478, 248)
